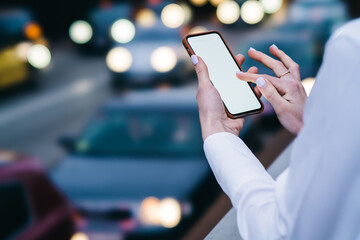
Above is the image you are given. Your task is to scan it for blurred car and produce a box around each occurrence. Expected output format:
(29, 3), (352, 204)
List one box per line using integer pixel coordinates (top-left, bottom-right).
(50, 88), (223, 239)
(106, 20), (193, 88)
(0, 150), (75, 240)
(0, 9), (51, 91)
(68, 3), (133, 52)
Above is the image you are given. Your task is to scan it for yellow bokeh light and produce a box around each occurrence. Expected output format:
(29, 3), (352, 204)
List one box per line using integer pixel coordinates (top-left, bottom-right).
(15, 42), (32, 61)
(139, 197), (161, 225)
(180, 3), (193, 24)
(260, 0), (283, 14)
(189, 26), (208, 34)
(110, 19), (136, 43)
(241, 0), (265, 24)
(161, 4), (185, 29)
(189, 0), (207, 7)
(302, 77), (315, 96)
(136, 8), (157, 28)
(159, 198), (181, 228)
(209, 0), (225, 7)
(106, 47), (132, 73)
(216, 0), (240, 24)
(69, 20), (93, 44)
(151, 47), (177, 73)
(70, 232), (89, 240)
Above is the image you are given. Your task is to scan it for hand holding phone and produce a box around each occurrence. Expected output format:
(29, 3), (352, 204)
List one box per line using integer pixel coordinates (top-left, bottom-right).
(183, 31), (263, 118)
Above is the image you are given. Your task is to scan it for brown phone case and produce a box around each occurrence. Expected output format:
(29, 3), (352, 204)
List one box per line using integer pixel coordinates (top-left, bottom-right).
(182, 31), (263, 119)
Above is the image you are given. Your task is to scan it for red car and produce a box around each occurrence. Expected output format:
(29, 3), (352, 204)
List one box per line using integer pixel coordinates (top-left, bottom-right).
(0, 151), (75, 240)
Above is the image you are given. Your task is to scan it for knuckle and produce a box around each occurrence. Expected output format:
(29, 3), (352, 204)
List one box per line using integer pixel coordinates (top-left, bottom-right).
(292, 63), (300, 70)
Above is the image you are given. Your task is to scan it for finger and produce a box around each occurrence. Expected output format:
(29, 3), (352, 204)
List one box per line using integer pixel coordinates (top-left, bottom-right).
(236, 71), (280, 88)
(254, 86), (262, 98)
(235, 54), (245, 70)
(191, 55), (212, 88)
(247, 66), (258, 74)
(256, 77), (286, 112)
(248, 47), (288, 77)
(269, 44), (300, 78)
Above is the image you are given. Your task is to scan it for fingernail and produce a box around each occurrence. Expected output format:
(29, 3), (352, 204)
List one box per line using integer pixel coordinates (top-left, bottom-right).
(256, 77), (266, 88)
(191, 55), (198, 65)
(271, 44), (278, 50)
(249, 47), (256, 52)
(236, 70), (242, 74)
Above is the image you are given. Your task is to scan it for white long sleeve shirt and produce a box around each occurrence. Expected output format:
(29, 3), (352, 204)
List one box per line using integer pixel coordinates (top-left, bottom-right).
(204, 19), (360, 240)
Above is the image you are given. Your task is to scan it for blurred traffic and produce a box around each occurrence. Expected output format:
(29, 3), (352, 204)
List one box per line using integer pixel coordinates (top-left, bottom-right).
(0, 0), (352, 239)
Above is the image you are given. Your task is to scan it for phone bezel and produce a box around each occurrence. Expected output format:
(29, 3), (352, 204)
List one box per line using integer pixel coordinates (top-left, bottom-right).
(182, 31), (263, 118)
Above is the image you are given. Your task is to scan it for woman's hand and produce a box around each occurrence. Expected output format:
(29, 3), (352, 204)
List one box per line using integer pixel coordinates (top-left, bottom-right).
(236, 45), (307, 135)
(192, 54), (258, 141)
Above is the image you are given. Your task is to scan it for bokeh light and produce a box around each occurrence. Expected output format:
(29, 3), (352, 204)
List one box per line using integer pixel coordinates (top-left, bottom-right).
(189, 26), (208, 34)
(27, 44), (51, 69)
(241, 0), (265, 24)
(110, 19), (136, 44)
(302, 77), (316, 96)
(260, 0), (283, 14)
(136, 8), (157, 28)
(189, 0), (207, 7)
(24, 22), (42, 40)
(161, 4), (185, 29)
(106, 47), (132, 72)
(180, 3), (193, 24)
(70, 232), (89, 240)
(16, 42), (32, 61)
(139, 197), (161, 225)
(151, 47), (177, 73)
(216, 0), (240, 25)
(209, 0), (225, 7)
(69, 20), (93, 44)
(159, 198), (181, 228)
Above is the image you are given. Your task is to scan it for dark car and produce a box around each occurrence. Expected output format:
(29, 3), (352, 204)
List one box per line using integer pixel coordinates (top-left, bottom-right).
(0, 9), (51, 92)
(107, 21), (192, 88)
(68, 3), (133, 52)
(0, 150), (74, 240)
(51, 88), (223, 239)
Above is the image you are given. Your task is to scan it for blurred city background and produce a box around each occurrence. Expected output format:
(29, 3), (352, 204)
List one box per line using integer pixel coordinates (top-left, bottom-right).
(0, 0), (354, 239)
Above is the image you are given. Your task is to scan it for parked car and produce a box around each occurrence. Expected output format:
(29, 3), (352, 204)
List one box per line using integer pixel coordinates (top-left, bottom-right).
(106, 18), (193, 88)
(51, 87), (225, 239)
(0, 150), (75, 240)
(68, 3), (133, 52)
(0, 9), (51, 92)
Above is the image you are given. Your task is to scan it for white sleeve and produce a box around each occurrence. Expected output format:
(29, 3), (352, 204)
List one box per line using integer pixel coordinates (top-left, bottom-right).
(204, 132), (288, 240)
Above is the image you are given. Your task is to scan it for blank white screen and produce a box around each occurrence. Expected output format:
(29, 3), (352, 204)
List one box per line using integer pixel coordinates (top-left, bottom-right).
(188, 33), (261, 115)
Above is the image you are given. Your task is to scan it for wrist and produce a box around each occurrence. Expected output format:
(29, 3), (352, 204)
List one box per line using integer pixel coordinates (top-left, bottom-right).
(201, 119), (238, 141)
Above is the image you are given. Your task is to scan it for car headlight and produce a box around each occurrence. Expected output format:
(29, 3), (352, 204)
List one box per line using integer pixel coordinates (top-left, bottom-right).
(27, 44), (51, 69)
(150, 47), (177, 73)
(106, 47), (132, 73)
(111, 19), (135, 44)
(69, 20), (93, 44)
(139, 197), (181, 228)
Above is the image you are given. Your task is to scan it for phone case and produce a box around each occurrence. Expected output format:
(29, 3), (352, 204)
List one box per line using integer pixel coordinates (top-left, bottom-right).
(182, 31), (263, 119)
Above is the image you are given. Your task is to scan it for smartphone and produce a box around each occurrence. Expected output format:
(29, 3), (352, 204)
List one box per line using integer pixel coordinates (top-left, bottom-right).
(183, 31), (263, 118)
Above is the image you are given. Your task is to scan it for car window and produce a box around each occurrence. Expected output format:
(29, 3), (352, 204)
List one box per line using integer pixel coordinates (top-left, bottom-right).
(0, 183), (30, 239)
(74, 110), (203, 158)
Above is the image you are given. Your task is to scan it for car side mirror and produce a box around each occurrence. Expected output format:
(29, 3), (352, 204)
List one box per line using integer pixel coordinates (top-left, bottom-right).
(58, 136), (75, 152)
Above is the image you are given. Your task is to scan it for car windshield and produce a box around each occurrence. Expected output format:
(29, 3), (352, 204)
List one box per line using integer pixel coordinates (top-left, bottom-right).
(74, 109), (204, 158)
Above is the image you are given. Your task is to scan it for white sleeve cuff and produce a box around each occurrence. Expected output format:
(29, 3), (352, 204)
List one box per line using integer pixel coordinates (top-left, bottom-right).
(203, 132), (274, 205)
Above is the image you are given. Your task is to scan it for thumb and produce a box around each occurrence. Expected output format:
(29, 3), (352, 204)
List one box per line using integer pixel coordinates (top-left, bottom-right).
(256, 77), (284, 109)
(191, 55), (212, 88)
